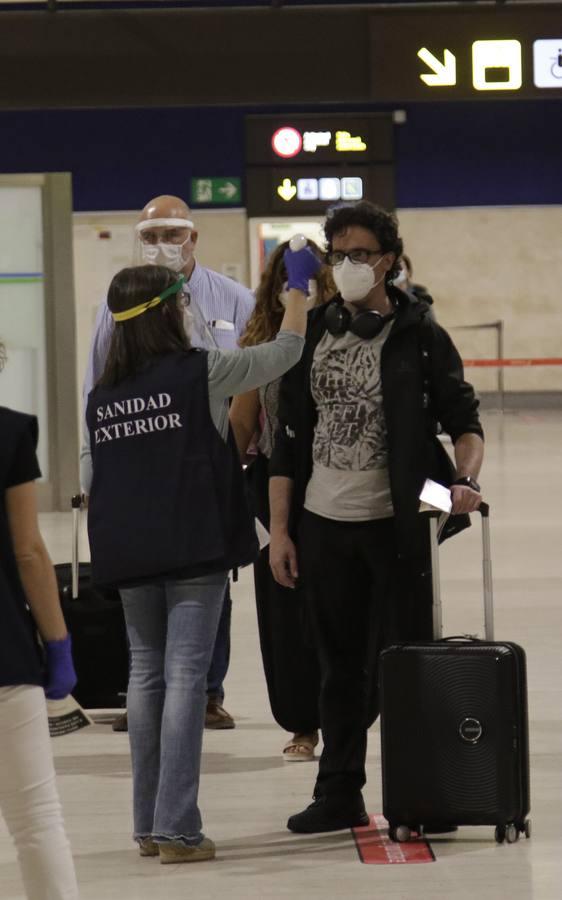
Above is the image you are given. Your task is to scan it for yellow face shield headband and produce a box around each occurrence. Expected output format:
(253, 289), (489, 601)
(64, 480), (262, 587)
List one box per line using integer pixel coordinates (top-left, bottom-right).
(112, 276), (186, 323)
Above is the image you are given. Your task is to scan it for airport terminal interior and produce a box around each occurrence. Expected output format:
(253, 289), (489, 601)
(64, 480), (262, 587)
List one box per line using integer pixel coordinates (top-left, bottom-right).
(0, 409), (559, 899)
(0, 1), (561, 898)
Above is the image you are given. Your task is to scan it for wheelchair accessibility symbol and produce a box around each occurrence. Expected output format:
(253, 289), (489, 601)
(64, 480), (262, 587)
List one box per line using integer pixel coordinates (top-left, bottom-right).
(533, 39), (562, 88)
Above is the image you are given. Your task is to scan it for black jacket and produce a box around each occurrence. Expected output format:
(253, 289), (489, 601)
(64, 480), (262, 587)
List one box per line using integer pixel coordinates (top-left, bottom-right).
(269, 288), (483, 558)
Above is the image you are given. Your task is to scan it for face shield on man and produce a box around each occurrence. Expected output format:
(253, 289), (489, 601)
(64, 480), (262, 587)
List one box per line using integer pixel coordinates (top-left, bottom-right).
(132, 216), (218, 348)
(133, 218), (195, 272)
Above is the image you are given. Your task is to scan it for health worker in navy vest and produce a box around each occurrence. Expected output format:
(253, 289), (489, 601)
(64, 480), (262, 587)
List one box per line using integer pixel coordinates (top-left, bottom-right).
(83, 195), (255, 733)
(0, 344), (79, 899)
(268, 201), (484, 835)
(80, 254), (319, 864)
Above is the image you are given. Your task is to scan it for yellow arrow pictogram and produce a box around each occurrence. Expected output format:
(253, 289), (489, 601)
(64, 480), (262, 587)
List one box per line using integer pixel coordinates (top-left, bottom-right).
(418, 48), (456, 86)
(277, 178), (297, 202)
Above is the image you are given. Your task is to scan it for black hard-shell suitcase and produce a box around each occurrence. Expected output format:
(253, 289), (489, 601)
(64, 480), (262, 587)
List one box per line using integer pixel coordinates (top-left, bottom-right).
(379, 504), (531, 845)
(54, 495), (129, 709)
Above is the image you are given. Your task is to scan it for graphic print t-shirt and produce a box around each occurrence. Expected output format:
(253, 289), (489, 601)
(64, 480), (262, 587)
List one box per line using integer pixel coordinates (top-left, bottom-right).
(304, 320), (394, 521)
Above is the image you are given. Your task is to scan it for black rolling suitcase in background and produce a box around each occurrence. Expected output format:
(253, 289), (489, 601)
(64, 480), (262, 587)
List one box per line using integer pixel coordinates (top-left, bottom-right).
(54, 495), (129, 709)
(380, 504), (531, 845)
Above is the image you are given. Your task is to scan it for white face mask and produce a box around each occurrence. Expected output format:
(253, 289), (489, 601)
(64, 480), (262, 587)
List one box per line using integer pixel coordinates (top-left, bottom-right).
(141, 236), (191, 273)
(332, 256), (385, 304)
(279, 279), (318, 310)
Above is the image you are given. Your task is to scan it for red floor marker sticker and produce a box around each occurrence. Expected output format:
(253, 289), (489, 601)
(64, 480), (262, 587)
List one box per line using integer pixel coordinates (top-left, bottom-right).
(352, 815), (435, 865)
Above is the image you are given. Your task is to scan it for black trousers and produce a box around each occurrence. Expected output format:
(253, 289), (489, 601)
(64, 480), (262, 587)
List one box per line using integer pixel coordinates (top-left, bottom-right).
(298, 509), (432, 800)
(247, 454), (320, 734)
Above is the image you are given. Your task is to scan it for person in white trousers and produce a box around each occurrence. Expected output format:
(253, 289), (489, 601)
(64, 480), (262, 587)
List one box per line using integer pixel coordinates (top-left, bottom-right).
(0, 341), (79, 899)
(0, 687), (78, 900)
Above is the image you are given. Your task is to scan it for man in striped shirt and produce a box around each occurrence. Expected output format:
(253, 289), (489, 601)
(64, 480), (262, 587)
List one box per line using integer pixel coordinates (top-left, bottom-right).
(83, 195), (255, 731)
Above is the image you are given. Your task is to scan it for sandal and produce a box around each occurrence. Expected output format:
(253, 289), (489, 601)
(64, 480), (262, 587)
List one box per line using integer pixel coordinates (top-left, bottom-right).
(283, 731), (319, 762)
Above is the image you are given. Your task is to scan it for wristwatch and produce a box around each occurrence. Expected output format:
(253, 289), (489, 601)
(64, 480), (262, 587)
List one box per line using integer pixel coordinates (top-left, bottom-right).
(453, 476), (481, 492)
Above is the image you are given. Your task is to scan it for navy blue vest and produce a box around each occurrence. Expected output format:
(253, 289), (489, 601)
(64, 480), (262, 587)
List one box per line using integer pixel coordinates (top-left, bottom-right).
(86, 351), (258, 588)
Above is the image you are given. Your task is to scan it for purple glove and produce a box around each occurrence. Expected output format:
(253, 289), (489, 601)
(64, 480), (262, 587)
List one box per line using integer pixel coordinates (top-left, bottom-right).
(44, 635), (77, 700)
(283, 246), (322, 293)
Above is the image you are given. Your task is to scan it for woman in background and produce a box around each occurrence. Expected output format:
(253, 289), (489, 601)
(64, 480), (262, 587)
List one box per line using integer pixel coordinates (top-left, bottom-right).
(230, 240), (334, 761)
(0, 342), (79, 899)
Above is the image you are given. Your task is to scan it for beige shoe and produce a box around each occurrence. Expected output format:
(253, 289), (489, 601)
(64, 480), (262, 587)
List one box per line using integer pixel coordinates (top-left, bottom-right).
(138, 838), (159, 857)
(159, 837), (216, 865)
(283, 731), (319, 762)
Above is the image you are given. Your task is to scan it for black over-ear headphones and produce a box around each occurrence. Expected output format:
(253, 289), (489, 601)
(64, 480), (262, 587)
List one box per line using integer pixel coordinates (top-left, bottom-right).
(324, 297), (396, 340)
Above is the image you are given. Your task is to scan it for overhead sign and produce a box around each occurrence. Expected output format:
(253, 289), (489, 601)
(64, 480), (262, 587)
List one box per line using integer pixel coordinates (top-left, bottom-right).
(271, 127), (368, 159)
(276, 175), (364, 204)
(370, 8), (562, 101)
(246, 164), (394, 217)
(190, 177), (241, 206)
(246, 114), (393, 165)
(246, 113), (394, 216)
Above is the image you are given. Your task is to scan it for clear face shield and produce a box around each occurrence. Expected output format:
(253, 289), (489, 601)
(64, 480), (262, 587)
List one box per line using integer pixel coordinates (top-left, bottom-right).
(132, 216), (218, 347)
(133, 217), (195, 273)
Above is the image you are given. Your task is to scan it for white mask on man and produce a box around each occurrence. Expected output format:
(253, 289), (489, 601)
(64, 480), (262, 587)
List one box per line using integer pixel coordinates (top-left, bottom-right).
(135, 216), (195, 272)
(332, 256), (385, 303)
(141, 237), (191, 273)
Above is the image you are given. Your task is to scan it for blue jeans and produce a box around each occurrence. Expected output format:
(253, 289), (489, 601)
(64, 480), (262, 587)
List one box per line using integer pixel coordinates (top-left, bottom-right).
(206, 582), (231, 702)
(120, 572), (228, 846)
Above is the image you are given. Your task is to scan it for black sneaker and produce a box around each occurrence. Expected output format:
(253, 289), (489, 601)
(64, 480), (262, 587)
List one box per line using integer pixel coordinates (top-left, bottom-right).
(287, 795), (370, 834)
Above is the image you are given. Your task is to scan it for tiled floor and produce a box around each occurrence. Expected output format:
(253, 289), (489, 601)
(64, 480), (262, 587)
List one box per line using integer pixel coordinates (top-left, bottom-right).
(1, 410), (561, 899)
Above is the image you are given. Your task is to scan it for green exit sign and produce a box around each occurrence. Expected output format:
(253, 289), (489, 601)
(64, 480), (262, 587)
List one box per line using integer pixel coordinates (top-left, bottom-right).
(191, 177), (241, 206)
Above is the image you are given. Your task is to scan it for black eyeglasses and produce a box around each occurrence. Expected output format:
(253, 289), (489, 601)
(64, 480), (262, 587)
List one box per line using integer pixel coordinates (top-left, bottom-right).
(326, 248), (383, 266)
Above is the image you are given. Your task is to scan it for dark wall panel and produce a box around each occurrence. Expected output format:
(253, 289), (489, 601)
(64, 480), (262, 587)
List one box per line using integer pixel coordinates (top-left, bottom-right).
(0, 100), (560, 211)
(0, 107), (245, 210)
(0, 9), (370, 108)
(394, 100), (562, 208)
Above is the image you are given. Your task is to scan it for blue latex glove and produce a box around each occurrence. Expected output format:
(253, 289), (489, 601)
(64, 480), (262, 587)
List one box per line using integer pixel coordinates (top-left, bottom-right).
(283, 246), (322, 293)
(44, 635), (78, 700)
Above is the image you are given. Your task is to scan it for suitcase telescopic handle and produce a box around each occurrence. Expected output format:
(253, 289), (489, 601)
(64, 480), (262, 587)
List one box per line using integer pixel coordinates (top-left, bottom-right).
(428, 502), (494, 643)
(71, 494), (82, 600)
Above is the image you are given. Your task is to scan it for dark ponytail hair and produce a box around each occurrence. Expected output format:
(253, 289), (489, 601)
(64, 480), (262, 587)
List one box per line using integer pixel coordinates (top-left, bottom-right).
(98, 265), (190, 388)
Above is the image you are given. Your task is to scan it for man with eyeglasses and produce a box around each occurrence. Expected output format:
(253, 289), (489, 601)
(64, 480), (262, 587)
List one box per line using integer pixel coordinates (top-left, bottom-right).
(269, 201), (484, 834)
(84, 194), (254, 732)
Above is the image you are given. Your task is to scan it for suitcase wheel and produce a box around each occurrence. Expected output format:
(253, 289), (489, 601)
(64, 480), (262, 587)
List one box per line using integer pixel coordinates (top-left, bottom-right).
(523, 820), (532, 840)
(389, 825), (412, 843)
(496, 824), (520, 844)
(495, 825), (506, 844)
